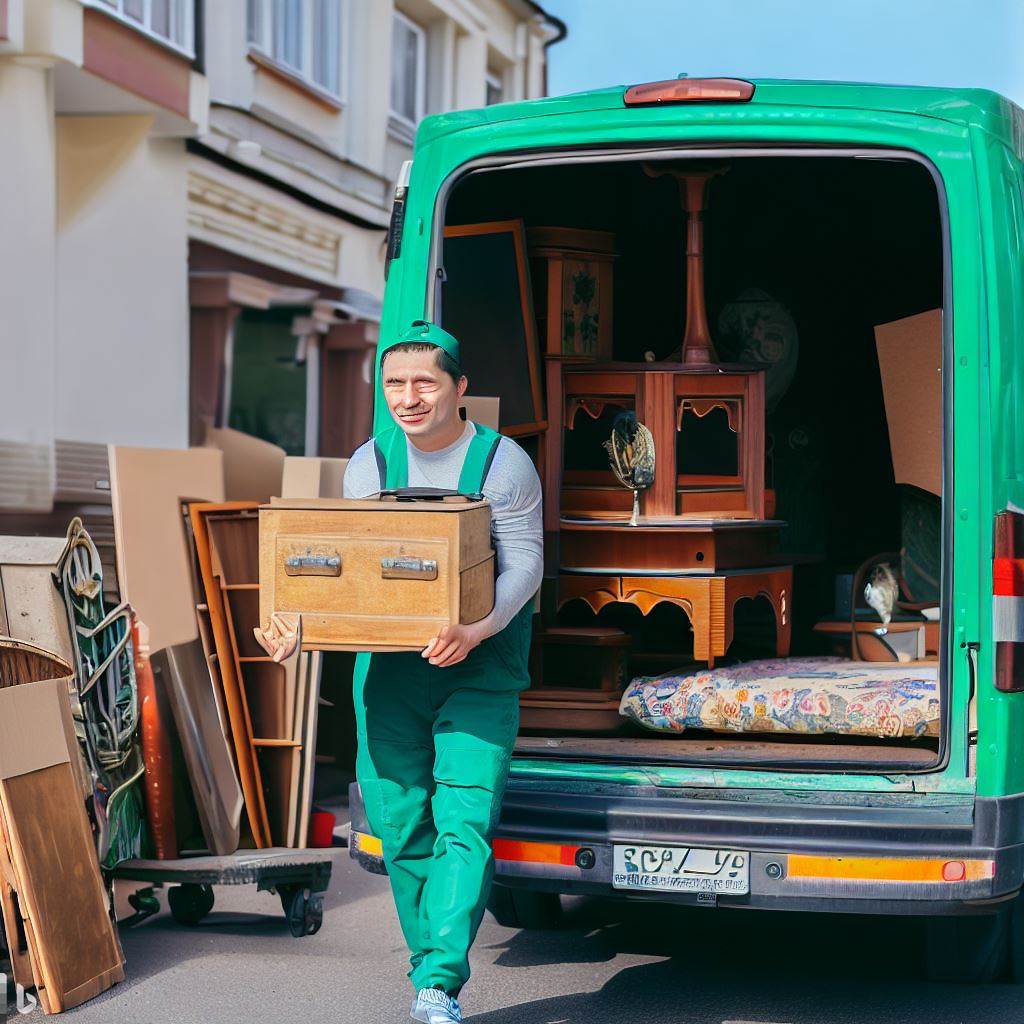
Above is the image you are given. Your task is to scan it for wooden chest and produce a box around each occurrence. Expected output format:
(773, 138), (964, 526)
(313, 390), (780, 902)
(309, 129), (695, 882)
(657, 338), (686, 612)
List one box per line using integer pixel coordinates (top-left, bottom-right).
(259, 496), (495, 652)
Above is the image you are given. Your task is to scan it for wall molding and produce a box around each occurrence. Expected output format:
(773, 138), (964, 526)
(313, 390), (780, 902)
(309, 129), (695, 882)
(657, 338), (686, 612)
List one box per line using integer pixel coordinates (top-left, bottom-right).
(187, 163), (343, 281)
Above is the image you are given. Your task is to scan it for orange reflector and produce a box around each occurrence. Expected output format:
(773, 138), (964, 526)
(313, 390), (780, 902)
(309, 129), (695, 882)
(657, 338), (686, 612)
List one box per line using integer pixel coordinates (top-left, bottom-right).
(788, 855), (994, 883)
(493, 838), (579, 866)
(624, 77), (755, 106)
(353, 831), (383, 857)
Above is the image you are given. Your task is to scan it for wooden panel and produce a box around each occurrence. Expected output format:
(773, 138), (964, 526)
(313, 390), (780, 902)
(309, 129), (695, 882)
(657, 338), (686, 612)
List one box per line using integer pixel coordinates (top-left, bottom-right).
(109, 446), (224, 653)
(82, 7), (191, 118)
(1, 764), (124, 1013)
(0, 812), (32, 989)
(641, 371), (675, 517)
(558, 521), (780, 573)
(151, 641), (242, 857)
(294, 652), (322, 847)
(563, 371), (639, 398)
(442, 221), (544, 435)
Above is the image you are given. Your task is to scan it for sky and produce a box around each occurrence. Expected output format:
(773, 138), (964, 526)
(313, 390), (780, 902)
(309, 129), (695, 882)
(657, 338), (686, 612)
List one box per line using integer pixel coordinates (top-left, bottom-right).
(542, 0), (1024, 105)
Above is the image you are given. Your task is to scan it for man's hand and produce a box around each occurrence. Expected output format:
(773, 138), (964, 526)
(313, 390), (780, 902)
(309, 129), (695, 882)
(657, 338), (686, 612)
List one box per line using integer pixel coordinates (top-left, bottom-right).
(421, 621), (487, 667)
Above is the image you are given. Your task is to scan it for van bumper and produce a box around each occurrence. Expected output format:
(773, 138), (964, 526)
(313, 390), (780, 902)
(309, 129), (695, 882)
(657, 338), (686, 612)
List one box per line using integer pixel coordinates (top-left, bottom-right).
(347, 781), (1024, 916)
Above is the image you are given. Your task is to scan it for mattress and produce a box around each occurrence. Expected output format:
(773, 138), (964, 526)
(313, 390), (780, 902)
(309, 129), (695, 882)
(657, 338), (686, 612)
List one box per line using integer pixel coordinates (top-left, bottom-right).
(619, 657), (939, 739)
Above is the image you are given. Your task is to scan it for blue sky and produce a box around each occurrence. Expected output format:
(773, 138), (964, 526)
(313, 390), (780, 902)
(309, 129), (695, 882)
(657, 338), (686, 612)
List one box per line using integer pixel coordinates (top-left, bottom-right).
(542, 0), (1024, 105)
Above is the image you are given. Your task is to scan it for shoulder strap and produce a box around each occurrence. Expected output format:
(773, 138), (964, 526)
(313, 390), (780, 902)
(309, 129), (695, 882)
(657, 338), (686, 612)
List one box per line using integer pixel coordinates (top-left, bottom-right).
(457, 422), (503, 495)
(374, 427), (409, 490)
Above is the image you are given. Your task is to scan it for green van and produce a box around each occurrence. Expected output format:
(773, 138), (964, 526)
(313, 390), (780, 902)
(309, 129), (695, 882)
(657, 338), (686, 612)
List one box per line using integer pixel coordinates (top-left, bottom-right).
(347, 77), (1024, 983)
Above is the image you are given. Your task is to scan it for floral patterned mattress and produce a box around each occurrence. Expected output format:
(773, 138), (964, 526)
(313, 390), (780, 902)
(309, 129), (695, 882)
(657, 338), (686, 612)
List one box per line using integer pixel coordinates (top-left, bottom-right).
(619, 658), (939, 739)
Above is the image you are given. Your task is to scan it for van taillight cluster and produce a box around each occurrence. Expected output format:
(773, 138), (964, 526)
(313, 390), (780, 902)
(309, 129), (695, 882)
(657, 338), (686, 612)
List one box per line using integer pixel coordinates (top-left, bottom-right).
(623, 77), (755, 106)
(993, 508), (1024, 692)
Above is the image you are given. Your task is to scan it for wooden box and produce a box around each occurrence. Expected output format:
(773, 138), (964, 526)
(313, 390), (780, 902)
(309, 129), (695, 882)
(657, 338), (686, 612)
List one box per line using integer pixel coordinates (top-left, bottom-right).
(531, 626), (631, 693)
(259, 496), (495, 652)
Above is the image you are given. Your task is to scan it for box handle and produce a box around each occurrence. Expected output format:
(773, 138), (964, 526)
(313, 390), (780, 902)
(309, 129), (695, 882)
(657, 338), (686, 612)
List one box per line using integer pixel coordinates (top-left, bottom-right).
(285, 552), (342, 576)
(381, 556), (438, 580)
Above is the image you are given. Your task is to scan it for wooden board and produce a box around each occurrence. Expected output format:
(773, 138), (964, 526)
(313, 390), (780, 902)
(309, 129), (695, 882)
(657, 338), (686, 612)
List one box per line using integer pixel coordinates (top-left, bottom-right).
(109, 446), (225, 653)
(874, 308), (942, 497)
(0, 809), (33, 989)
(0, 767), (124, 1013)
(151, 641), (243, 856)
(204, 425), (285, 503)
(0, 679), (124, 1013)
(294, 651), (322, 847)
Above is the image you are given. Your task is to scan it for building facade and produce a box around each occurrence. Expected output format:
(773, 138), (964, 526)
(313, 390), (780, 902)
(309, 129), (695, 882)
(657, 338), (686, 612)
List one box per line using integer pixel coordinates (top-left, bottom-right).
(0, 0), (564, 523)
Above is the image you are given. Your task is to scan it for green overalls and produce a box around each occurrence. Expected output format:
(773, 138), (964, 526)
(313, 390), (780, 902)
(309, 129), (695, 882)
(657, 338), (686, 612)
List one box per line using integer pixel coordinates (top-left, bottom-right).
(353, 422), (533, 997)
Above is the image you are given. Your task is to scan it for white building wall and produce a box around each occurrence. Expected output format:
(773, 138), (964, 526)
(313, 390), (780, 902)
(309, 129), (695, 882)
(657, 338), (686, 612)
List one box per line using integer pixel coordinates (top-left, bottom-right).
(55, 116), (190, 447)
(0, 60), (57, 509)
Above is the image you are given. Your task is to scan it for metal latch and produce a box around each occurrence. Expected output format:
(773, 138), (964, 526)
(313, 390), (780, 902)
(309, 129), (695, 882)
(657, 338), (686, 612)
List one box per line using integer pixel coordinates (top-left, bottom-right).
(285, 552), (342, 576)
(381, 556), (438, 580)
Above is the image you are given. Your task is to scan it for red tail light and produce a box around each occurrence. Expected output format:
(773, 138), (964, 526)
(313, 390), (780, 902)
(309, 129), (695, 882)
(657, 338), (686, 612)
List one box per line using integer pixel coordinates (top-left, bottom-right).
(993, 508), (1024, 692)
(623, 77), (755, 107)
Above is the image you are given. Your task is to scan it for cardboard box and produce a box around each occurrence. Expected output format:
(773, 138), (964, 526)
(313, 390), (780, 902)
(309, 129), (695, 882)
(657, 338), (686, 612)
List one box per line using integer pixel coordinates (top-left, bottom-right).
(259, 496), (495, 651)
(281, 456), (348, 499)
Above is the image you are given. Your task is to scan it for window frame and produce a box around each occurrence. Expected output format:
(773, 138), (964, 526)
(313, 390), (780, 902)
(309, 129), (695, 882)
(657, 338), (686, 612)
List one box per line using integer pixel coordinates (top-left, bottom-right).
(87, 0), (196, 59)
(485, 67), (505, 107)
(247, 0), (345, 103)
(389, 8), (427, 131)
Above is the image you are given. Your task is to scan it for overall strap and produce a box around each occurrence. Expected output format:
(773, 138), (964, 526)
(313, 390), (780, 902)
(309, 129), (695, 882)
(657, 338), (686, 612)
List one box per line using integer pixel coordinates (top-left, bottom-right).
(457, 423), (502, 494)
(374, 427), (410, 490)
(374, 422), (501, 493)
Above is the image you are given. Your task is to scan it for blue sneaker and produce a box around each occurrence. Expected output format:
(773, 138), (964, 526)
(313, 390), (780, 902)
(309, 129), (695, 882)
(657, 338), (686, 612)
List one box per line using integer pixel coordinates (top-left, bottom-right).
(410, 987), (463, 1023)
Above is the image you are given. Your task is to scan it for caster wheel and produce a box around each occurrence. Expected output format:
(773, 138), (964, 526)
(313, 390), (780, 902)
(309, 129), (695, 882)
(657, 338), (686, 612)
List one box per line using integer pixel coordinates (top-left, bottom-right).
(305, 894), (324, 936)
(167, 883), (214, 926)
(280, 886), (322, 937)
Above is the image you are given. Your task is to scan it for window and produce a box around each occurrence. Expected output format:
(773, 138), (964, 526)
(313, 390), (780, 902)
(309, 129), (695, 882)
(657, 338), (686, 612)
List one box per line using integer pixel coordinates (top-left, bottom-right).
(390, 10), (426, 126)
(90, 0), (193, 56)
(486, 69), (504, 106)
(248, 0), (343, 99)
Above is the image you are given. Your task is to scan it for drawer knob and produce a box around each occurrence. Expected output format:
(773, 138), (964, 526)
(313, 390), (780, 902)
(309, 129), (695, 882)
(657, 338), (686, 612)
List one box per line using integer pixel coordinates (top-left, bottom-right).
(381, 556), (438, 580)
(285, 552), (342, 576)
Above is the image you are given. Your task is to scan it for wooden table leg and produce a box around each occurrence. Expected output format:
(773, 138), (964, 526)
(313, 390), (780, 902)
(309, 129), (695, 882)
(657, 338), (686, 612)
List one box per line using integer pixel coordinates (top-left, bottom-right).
(724, 567), (793, 658)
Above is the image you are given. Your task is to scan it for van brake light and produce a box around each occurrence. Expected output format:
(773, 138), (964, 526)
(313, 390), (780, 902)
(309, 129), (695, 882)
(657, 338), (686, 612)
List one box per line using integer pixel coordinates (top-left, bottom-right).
(993, 508), (1024, 691)
(623, 78), (755, 106)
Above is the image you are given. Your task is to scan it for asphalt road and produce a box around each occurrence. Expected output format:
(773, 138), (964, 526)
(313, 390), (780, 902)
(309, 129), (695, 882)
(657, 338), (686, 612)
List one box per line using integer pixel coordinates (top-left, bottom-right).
(51, 851), (1022, 1024)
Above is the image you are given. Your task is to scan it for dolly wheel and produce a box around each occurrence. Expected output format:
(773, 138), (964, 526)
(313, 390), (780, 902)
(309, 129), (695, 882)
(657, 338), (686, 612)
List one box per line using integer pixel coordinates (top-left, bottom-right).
(280, 886), (323, 937)
(167, 883), (215, 926)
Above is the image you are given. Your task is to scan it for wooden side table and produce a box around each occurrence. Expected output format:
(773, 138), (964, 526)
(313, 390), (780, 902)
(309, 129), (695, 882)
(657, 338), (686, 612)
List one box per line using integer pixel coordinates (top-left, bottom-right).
(558, 567), (792, 667)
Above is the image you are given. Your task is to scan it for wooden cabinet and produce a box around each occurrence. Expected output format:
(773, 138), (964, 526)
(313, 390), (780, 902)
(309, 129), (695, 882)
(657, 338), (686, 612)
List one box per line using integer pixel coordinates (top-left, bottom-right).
(528, 227), (615, 361)
(558, 362), (766, 522)
(259, 498), (495, 651)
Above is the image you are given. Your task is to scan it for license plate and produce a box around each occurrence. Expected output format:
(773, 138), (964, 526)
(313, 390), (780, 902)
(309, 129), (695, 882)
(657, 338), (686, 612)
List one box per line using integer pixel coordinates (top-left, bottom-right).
(612, 843), (749, 894)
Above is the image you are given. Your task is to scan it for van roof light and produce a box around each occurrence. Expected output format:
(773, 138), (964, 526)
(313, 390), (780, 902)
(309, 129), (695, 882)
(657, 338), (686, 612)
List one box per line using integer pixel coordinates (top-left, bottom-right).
(623, 77), (755, 106)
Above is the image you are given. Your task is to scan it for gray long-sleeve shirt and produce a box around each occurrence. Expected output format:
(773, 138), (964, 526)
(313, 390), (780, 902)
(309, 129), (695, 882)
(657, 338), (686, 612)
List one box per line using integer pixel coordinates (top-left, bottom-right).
(342, 421), (543, 637)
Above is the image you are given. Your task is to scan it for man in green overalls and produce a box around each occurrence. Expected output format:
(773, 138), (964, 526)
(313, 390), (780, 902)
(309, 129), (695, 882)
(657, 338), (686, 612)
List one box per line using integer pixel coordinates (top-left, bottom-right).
(343, 320), (543, 1024)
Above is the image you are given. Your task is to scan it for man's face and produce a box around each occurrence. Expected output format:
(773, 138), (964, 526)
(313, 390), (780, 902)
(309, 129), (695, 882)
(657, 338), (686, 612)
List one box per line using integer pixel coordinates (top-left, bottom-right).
(381, 347), (467, 442)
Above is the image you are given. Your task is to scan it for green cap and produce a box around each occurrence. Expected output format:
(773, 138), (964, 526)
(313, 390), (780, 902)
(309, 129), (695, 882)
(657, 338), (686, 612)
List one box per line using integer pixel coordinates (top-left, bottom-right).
(381, 319), (461, 366)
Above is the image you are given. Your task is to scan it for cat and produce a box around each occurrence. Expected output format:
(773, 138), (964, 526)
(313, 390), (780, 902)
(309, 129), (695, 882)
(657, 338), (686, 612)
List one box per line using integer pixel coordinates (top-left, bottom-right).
(864, 563), (899, 625)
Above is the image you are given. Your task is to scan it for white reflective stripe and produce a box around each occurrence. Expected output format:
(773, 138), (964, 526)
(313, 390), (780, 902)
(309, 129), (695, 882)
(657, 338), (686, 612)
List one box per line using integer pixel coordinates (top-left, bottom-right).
(993, 595), (1024, 642)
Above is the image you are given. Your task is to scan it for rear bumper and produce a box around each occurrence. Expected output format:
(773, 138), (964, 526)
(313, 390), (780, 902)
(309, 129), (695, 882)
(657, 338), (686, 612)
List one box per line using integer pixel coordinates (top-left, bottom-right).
(347, 781), (1024, 916)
